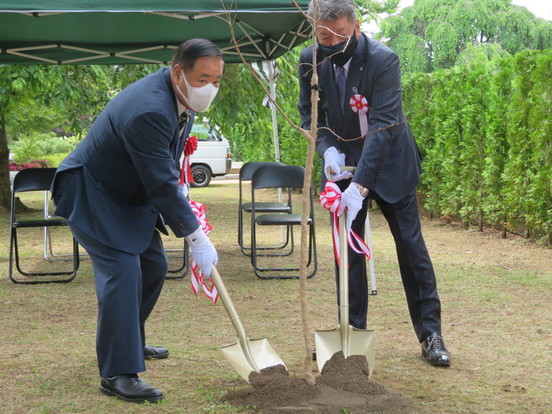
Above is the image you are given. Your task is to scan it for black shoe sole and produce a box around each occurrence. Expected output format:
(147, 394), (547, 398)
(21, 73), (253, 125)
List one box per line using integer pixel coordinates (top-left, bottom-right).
(144, 351), (169, 360)
(427, 359), (451, 367)
(100, 386), (164, 403)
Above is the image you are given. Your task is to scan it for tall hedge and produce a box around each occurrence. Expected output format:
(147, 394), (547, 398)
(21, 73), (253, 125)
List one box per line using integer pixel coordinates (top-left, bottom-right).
(403, 49), (551, 244)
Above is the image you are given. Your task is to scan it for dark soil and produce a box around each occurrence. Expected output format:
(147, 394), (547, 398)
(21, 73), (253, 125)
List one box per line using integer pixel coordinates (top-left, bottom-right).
(223, 352), (425, 413)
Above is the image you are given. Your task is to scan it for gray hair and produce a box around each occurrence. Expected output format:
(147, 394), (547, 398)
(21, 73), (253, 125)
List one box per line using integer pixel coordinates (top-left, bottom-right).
(307, 0), (357, 23)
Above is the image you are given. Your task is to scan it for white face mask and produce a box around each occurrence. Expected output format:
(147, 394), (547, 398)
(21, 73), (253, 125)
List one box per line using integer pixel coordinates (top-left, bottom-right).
(176, 72), (219, 113)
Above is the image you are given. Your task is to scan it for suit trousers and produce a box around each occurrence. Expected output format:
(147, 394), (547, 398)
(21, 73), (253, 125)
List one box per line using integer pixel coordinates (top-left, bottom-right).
(69, 225), (168, 378)
(333, 181), (442, 342)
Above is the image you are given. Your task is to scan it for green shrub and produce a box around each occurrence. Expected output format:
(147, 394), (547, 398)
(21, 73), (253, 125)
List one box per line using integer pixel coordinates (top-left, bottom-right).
(10, 132), (80, 163)
(403, 49), (551, 243)
(42, 153), (71, 168)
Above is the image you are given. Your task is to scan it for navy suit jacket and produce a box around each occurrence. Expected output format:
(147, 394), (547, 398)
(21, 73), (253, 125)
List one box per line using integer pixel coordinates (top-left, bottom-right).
(298, 34), (421, 203)
(52, 67), (198, 255)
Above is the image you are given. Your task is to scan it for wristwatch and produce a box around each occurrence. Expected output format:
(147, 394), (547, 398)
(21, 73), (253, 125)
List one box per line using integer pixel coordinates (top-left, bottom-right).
(352, 182), (369, 198)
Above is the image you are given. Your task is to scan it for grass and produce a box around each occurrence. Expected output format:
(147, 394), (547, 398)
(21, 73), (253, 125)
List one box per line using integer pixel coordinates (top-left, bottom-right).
(1, 178), (551, 413)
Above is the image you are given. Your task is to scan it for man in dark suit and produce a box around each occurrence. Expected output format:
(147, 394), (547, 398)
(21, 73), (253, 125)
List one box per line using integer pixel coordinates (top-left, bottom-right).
(298, 0), (451, 367)
(52, 39), (224, 402)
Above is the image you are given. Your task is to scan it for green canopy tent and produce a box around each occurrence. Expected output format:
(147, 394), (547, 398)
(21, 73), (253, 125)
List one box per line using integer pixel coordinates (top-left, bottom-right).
(0, 1), (311, 65)
(0, 0), (313, 170)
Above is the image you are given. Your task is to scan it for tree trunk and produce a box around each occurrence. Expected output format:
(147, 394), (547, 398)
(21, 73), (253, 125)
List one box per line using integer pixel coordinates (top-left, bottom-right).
(0, 105), (12, 216)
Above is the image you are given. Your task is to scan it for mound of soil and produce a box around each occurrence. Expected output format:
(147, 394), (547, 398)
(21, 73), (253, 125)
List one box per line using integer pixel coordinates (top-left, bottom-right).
(223, 352), (424, 413)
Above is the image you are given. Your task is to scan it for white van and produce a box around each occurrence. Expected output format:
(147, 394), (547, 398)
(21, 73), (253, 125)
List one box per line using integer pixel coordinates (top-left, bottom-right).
(188, 120), (232, 187)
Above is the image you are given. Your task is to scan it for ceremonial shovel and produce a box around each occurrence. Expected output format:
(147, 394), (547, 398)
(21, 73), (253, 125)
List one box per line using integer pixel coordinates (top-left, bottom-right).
(314, 213), (376, 377)
(210, 266), (286, 383)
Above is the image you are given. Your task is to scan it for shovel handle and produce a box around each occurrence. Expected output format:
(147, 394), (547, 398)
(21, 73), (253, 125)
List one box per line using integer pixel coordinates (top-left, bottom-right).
(365, 208), (378, 295)
(325, 165), (356, 179)
(338, 213), (351, 356)
(210, 266), (259, 372)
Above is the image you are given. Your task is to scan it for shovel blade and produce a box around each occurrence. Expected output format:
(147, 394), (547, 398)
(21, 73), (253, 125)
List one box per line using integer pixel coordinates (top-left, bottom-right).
(315, 326), (375, 377)
(220, 337), (286, 383)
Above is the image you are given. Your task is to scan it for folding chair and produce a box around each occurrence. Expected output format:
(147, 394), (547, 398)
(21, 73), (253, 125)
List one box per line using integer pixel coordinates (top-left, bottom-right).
(43, 173), (187, 280)
(238, 161), (291, 256)
(9, 168), (79, 284)
(43, 190), (88, 262)
(164, 238), (189, 280)
(250, 165), (317, 279)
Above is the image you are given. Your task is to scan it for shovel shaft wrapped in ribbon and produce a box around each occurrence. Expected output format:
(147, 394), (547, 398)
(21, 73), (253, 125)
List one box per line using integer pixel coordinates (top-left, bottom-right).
(319, 181), (372, 265)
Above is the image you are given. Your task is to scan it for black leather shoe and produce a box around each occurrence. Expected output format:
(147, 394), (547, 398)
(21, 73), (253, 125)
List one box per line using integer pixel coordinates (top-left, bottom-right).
(100, 374), (164, 403)
(422, 333), (451, 367)
(144, 345), (169, 360)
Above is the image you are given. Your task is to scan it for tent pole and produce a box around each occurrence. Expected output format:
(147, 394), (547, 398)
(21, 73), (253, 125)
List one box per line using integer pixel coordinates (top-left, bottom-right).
(266, 60), (281, 165)
(266, 60), (285, 242)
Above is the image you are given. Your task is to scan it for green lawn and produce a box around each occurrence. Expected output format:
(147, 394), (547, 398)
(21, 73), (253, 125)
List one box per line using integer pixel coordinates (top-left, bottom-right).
(1, 178), (551, 413)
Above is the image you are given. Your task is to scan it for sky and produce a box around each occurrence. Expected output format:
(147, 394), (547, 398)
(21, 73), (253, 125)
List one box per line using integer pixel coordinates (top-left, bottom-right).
(505, 0), (551, 20)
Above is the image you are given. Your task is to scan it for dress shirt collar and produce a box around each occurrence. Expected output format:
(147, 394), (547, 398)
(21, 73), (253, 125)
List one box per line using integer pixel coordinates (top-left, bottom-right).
(176, 100), (187, 119)
(333, 58), (352, 77)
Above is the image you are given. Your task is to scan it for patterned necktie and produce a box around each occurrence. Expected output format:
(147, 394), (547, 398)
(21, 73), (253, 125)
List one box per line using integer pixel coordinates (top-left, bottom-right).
(336, 65), (347, 111)
(178, 111), (188, 131)
(173, 112), (188, 159)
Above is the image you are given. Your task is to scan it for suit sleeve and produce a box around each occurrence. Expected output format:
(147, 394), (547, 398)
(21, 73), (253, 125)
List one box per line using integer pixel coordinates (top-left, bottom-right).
(297, 47), (342, 158)
(354, 51), (404, 190)
(123, 111), (199, 238)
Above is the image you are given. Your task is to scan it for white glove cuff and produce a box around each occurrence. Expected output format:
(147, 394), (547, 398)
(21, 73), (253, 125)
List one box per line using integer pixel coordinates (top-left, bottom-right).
(324, 146), (340, 159)
(185, 227), (208, 247)
(348, 184), (365, 200)
(351, 182), (369, 198)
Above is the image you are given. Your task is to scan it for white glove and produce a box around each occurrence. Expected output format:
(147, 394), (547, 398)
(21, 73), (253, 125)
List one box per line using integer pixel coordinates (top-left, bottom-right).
(186, 227), (218, 277)
(323, 147), (353, 182)
(337, 183), (365, 231)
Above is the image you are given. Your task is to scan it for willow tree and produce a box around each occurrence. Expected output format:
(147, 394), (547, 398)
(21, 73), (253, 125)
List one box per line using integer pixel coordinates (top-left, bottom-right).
(377, 0), (552, 73)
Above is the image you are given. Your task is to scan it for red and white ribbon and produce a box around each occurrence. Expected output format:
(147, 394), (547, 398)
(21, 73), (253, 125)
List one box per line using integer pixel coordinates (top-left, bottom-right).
(188, 199), (218, 304)
(179, 135), (198, 186)
(176, 135), (217, 302)
(319, 182), (342, 261)
(190, 262), (219, 304)
(349, 94), (369, 138)
(319, 181), (372, 266)
(189, 199), (212, 235)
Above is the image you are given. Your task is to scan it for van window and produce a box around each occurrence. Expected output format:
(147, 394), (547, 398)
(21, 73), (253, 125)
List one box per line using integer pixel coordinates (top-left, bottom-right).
(191, 123), (219, 142)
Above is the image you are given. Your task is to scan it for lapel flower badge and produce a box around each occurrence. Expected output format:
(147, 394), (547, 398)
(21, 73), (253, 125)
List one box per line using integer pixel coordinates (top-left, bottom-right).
(349, 94), (369, 137)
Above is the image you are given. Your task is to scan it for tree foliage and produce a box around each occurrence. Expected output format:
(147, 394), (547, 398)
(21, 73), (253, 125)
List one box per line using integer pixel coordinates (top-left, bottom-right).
(0, 65), (71, 212)
(0, 64), (159, 212)
(402, 49), (551, 243)
(378, 0), (552, 73)
(355, 0), (400, 20)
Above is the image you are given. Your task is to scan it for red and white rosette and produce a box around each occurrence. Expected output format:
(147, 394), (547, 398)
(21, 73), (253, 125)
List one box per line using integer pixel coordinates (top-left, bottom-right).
(179, 135), (198, 186)
(188, 199), (219, 304)
(319, 181), (372, 266)
(349, 94), (369, 138)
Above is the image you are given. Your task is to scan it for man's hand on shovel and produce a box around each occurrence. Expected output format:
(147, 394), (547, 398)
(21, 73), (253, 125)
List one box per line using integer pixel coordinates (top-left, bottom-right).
(337, 183), (366, 231)
(186, 227), (218, 276)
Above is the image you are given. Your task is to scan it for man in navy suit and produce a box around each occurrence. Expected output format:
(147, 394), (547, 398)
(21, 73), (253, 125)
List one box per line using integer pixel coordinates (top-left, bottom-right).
(52, 39), (224, 402)
(298, 0), (451, 367)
